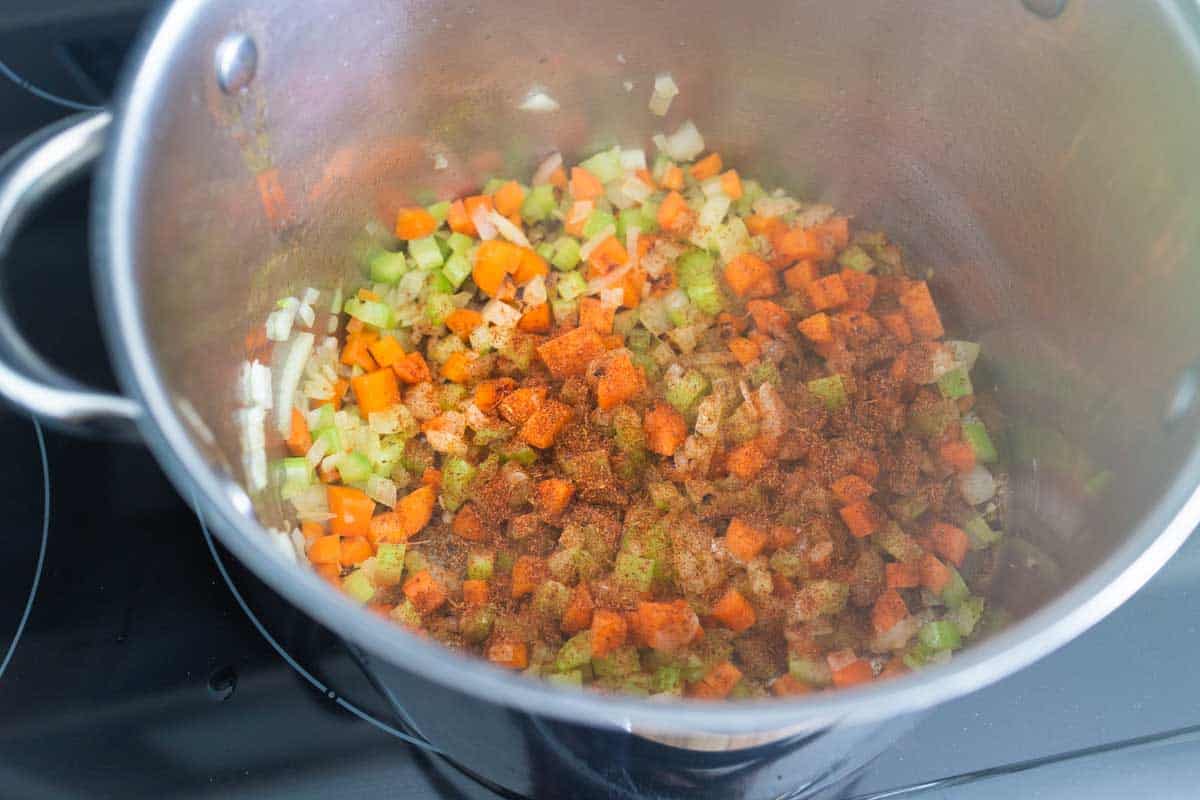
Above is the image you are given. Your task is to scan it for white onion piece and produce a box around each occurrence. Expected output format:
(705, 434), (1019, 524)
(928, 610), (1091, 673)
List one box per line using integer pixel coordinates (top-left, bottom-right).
(366, 475), (398, 509)
(599, 287), (624, 309)
(274, 332), (314, 436)
(482, 298), (521, 327)
(623, 80), (634, 93)
(701, 177), (726, 198)
(297, 303), (316, 329)
(754, 382), (788, 440)
(947, 340), (981, 370)
(658, 120), (704, 161)
(619, 175), (652, 204)
(523, 274), (548, 306)
(648, 73), (679, 117)
(532, 152), (563, 186)
(793, 203), (835, 229)
(471, 205), (497, 240)
(579, 226), (617, 261)
(469, 323), (493, 353)
(305, 436), (329, 468)
(236, 406), (268, 492)
(620, 148), (647, 172)
(302, 287), (320, 306)
(753, 196), (800, 217)
(464, 403), (491, 430)
(489, 210), (531, 248)
(239, 360), (273, 410)
(518, 90), (560, 113)
(586, 262), (633, 295)
(368, 407), (403, 435)
(626, 226), (640, 270)
(697, 193), (731, 231)
(959, 464), (997, 505)
(694, 393), (722, 438)
(871, 615), (920, 652)
(265, 298), (299, 342)
(433, 153), (448, 170)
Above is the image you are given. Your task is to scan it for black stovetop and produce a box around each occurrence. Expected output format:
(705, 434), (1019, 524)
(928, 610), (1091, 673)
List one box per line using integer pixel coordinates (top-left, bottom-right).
(2, 9), (1199, 798)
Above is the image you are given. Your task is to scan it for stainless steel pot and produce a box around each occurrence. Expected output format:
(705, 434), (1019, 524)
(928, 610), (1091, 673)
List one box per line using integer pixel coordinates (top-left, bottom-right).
(2, 0), (1200, 794)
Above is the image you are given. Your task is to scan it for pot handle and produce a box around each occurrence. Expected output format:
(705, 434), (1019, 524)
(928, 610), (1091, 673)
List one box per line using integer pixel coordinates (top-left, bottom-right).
(0, 111), (141, 439)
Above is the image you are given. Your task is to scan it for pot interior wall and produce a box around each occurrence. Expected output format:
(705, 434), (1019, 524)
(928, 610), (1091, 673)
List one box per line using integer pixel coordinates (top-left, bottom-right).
(126, 0), (1200, 643)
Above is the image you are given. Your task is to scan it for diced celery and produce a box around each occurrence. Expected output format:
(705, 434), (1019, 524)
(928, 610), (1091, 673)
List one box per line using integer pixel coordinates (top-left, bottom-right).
(837, 245), (875, 272)
(555, 631), (593, 672)
(369, 250), (409, 284)
(441, 456), (476, 511)
(467, 550), (495, 581)
(964, 515), (1002, 549)
(788, 655), (832, 687)
(556, 268), (587, 299)
(547, 670), (583, 688)
(665, 368), (710, 416)
(875, 522), (925, 563)
(626, 327), (652, 353)
(748, 361), (781, 388)
(640, 197), (660, 231)
(583, 210), (617, 240)
(311, 403), (335, 430)
(344, 297), (393, 329)
(947, 340), (981, 369)
(438, 383), (468, 410)
(648, 481), (682, 512)
(734, 179), (765, 216)
(314, 426), (341, 454)
(442, 253), (472, 289)
(650, 665), (681, 694)
(677, 250), (716, 289)
(592, 646), (640, 679)
(521, 184), (557, 223)
(427, 271), (453, 295)
(949, 596), (985, 637)
(937, 366), (974, 399)
(891, 495), (929, 521)
(919, 620), (962, 651)
(482, 177), (507, 195)
(426, 293), (456, 326)
(616, 206), (656, 239)
(769, 549), (804, 578)
(435, 236), (452, 259)
(461, 605), (495, 643)
(908, 398), (960, 438)
(941, 565), (969, 609)
(404, 549), (429, 575)
(429, 334), (465, 364)
(614, 551), (654, 592)
(962, 420), (998, 463)
(337, 452), (372, 484)
(614, 309), (639, 337)
(612, 405), (646, 455)
(687, 282), (724, 315)
(532, 580), (570, 618)
(426, 200), (451, 225)
(274, 457), (312, 488)
(408, 236), (444, 270)
(501, 333), (537, 370)
(713, 217), (751, 264)
(536, 241), (555, 261)
(807, 375), (847, 411)
(342, 570), (375, 604)
(495, 551), (514, 575)
(374, 542), (406, 586)
(579, 147), (623, 183)
(447, 231), (475, 255)
(902, 641), (937, 670)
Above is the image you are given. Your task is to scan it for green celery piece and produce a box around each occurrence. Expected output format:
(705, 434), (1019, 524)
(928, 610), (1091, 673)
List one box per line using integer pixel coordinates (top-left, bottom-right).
(919, 620), (962, 651)
(616, 206), (656, 239)
(369, 250), (408, 284)
(521, 184), (557, 223)
(274, 457), (312, 487)
(748, 360), (781, 388)
(963, 515), (1002, 549)
(344, 297), (393, 329)
(442, 253), (472, 289)
(426, 200), (451, 224)
(403, 549), (429, 575)
(467, 550), (495, 581)
(612, 405), (646, 455)
(614, 551), (654, 592)
(342, 570), (375, 604)
(531, 580), (570, 618)
(769, 549), (804, 578)
(941, 565), (970, 609)
(665, 368), (711, 417)
(937, 366), (974, 399)
(441, 456), (476, 511)
(549, 296), (578, 326)
(949, 596), (985, 637)
(556, 269), (587, 299)
(550, 237), (582, 271)
(374, 543), (407, 586)
(311, 404), (335, 430)
(626, 327), (652, 353)
(313, 426), (341, 454)
(447, 231), (475, 255)
(460, 606), (495, 643)
(902, 641), (937, 670)
(592, 646), (640, 679)
(677, 250), (716, 290)
(555, 631), (594, 672)
(875, 522), (925, 563)
(547, 670), (583, 688)
(337, 452), (372, 484)
(579, 147), (622, 183)
(494, 551), (514, 575)
(583, 209), (617, 239)
(438, 383), (468, 411)
(807, 375), (847, 411)
(408, 236), (444, 270)
(687, 282), (724, 314)
(837, 245), (875, 272)
(501, 443), (538, 466)
(962, 420), (998, 463)
(734, 179), (765, 216)
(788, 655), (832, 686)
(427, 270), (453, 295)
(426, 294), (455, 326)
(650, 665), (681, 694)
(890, 495), (929, 522)
(536, 241), (555, 261)
(481, 177), (507, 195)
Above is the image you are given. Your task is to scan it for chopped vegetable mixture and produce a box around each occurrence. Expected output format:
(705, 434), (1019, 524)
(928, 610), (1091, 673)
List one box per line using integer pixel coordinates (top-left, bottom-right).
(246, 120), (1006, 700)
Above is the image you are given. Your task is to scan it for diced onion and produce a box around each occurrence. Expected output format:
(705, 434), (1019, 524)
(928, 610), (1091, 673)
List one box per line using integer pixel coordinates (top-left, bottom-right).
(626, 226), (640, 270)
(620, 148), (647, 172)
(701, 177), (726, 198)
(697, 193), (731, 231)
(297, 303), (316, 329)
(239, 360), (273, 410)
(302, 287), (320, 306)
(274, 332), (315, 436)
(523, 274), (548, 306)
(694, 393), (723, 438)
(649, 73), (679, 117)
(366, 475), (398, 509)
(532, 152), (563, 186)
(656, 120), (705, 161)
(579, 226), (617, 261)
(754, 382), (788, 440)
(236, 406), (268, 492)
(305, 436), (329, 468)
(959, 464), (997, 505)
(488, 210), (531, 248)
(753, 196), (801, 217)
(871, 615), (920, 652)
(265, 297), (299, 342)
(433, 153), (448, 170)
(586, 262), (632, 295)
(471, 205), (497, 240)
(518, 89), (560, 113)
(464, 403), (491, 430)
(482, 298), (521, 327)
(599, 287), (624, 309)
(469, 323), (493, 353)
(793, 203), (835, 229)
(368, 407), (403, 434)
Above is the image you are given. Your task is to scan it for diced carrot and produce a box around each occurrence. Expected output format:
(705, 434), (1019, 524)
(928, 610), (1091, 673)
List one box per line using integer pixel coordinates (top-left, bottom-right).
(726, 440), (768, 480)
(831, 474), (875, 505)
(939, 440), (977, 474)
(548, 166), (567, 189)
(840, 269), (878, 312)
(520, 400), (573, 448)
(719, 169), (743, 199)
(514, 247), (549, 285)
(498, 385), (547, 424)
(579, 296), (616, 334)
(770, 524), (799, 550)
(307, 534), (341, 565)
(775, 227), (829, 261)
(564, 200), (594, 237)
(746, 299), (790, 335)
(473, 240), (523, 297)
(440, 351), (475, 384)
(806, 274), (850, 311)
(596, 352), (645, 410)
(835, 310), (882, 343)
(783, 260), (820, 291)
(351, 368), (401, 417)
(318, 377), (349, 411)
(745, 214), (784, 238)
(886, 561), (921, 589)
(463, 194), (494, 231)
(853, 454), (880, 483)
(537, 326), (607, 378)
(403, 569), (448, 613)
(840, 500), (882, 538)
(286, 407), (312, 456)
(393, 351), (432, 384)
(725, 518), (768, 562)
(728, 337), (761, 365)
(691, 153), (723, 181)
(462, 579), (489, 606)
(819, 217), (850, 249)
(635, 600), (700, 652)
(711, 588), (757, 633)
(493, 180), (526, 217)
(421, 467), (441, 488)
(586, 236), (628, 273)
(798, 312), (834, 344)
(831, 659), (874, 689)
(660, 165), (684, 191)
(447, 199), (475, 236)
(929, 521), (970, 567)
(486, 640), (528, 670)
(474, 377), (515, 412)
(367, 336), (404, 368)
(395, 207), (437, 240)
(771, 674), (812, 697)
(919, 553), (952, 593)
(723, 253), (778, 299)
(300, 521), (325, 542)
(369, 511), (406, 545)
(880, 311), (913, 345)
(341, 332), (379, 371)
(511, 555), (544, 599)
(620, 267), (646, 309)
(452, 504), (488, 542)
(561, 583), (594, 634)
(535, 478), (575, 518)
(657, 190), (693, 234)
(346, 317), (365, 335)
(517, 302), (551, 333)
(871, 589), (910, 634)
(394, 485), (436, 538)
(570, 166), (604, 200)
(357, 288), (381, 302)
(689, 661), (742, 699)
(899, 281), (945, 340)
(602, 333), (625, 350)
(327, 486), (375, 538)
(314, 562), (341, 587)
(590, 609), (628, 657)
(643, 402), (687, 456)
(340, 536), (373, 567)
(446, 309), (484, 339)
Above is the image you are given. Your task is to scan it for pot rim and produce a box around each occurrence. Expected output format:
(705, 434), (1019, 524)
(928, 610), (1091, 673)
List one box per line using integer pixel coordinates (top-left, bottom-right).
(92, 0), (1200, 736)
